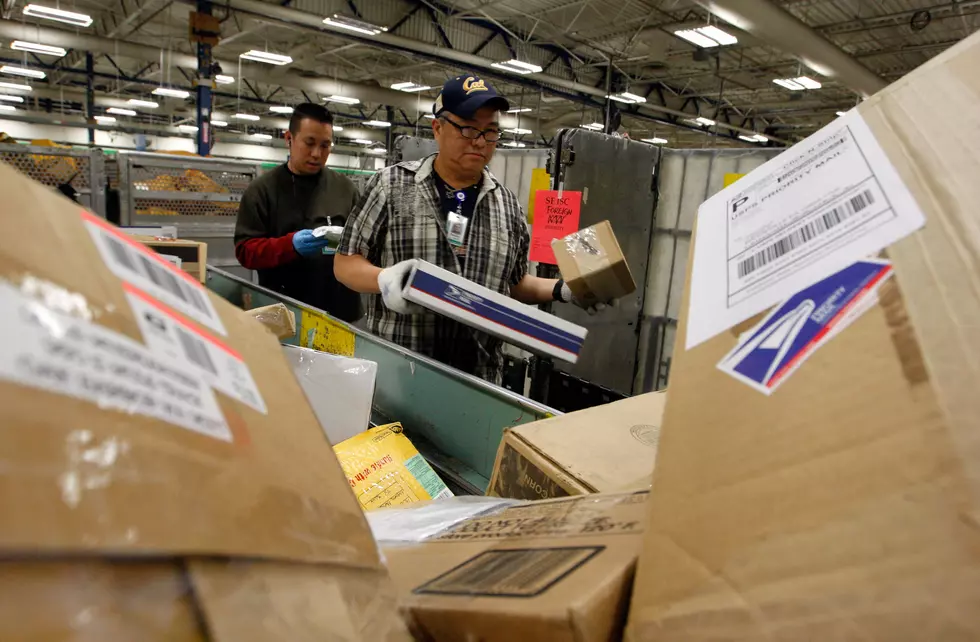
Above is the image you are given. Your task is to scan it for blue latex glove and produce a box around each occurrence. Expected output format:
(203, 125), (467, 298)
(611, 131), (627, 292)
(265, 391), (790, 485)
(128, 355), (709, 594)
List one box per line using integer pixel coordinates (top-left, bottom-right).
(292, 229), (330, 257)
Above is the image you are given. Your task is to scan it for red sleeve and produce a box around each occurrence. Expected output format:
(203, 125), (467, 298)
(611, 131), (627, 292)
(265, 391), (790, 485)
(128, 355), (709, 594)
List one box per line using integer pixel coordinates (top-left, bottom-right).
(235, 232), (298, 270)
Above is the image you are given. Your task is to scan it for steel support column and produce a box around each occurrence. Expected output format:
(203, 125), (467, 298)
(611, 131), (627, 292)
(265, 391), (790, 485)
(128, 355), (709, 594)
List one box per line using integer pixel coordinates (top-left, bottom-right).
(385, 105), (395, 152)
(195, 0), (214, 156)
(85, 52), (94, 144)
(602, 61), (612, 134)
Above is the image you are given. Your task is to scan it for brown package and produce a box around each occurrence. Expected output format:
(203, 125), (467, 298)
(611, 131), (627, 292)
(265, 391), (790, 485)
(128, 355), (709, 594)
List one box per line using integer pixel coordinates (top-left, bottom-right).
(552, 220), (636, 306)
(627, 32), (980, 642)
(0, 163), (410, 641)
(488, 392), (665, 500)
(134, 234), (208, 283)
(243, 302), (297, 340)
(379, 492), (648, 642)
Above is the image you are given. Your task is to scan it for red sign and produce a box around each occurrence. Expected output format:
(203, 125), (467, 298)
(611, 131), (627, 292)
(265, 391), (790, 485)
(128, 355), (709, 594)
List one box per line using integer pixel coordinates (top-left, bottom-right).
(529, 190), (581, 264)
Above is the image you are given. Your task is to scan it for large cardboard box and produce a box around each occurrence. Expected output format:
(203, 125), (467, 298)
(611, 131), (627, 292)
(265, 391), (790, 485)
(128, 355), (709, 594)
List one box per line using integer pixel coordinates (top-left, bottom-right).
(627, 33), (980, 641)
(0, 164), (410, 641)
(404, 259), (588, 363)
(552, 220), (636, 307)
(135, 234), (208, 283)
(488, 392), (665, 499)
(377, 492), (648, 642)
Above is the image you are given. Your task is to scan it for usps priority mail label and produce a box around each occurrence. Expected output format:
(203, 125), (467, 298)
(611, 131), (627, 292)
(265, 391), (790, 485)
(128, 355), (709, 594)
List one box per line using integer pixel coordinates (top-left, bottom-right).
(717, 259), (893, 395)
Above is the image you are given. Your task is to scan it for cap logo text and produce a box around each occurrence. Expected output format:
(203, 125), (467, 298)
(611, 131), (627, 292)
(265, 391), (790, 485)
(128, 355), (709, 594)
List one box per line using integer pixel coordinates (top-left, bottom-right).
(462, 77), (488, 94)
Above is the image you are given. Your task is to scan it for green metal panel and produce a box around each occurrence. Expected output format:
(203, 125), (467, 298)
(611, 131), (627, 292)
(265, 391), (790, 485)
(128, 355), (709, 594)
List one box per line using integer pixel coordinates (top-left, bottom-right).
(206, 267), (557, 491)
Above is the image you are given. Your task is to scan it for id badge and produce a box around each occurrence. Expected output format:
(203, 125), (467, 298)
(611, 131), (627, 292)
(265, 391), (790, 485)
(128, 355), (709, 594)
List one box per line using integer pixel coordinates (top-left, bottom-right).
(446, 212), (469, 247)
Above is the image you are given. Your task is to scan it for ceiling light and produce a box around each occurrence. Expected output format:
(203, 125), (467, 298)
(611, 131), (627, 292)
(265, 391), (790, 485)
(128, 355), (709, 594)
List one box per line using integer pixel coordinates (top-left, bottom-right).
(674, 25), (737, 48)
(423, 113), (435, 119)
(332, 125), (344, 131)
(1, 66), (45, 79)
(128, 98), (158, 108)
(642, 137), (668, 144)
(582, 122), (603, 131)
(323, 14), (388, 36)
(325, 95), (359, 105)
(506, 107), (532, 114)
(502, 141), (526, 148)
(177, 124), (198, 133)
(738, 135), (757, 142)
(391, 81), (431, 92)
(0, 94), (24, 103)
(0, 81), (31, 92)
(0, 104), (15, 112)
(152, 87), (189, 99)
(239, 50), (292, 65)
(10, 40), (66, 56)
(752, 134), (768, 143)
(491, 59), (542, 75)
(107, 107), (136, 116)
(94, 115), (115, 123)
(269, 105), (293, 114)
(211, 119), (227, 127)
(22, 4), (93, 27)
(504, 127), (532, 135)
(364, 120), (391, 127)
(368, 147), (386, 154)
(251, 133), (273, 140)
(214, 74), (234, 84)
(353, 139), (374, 145)
(234, 113), (260, 121)
(608, 92), (646, 104)
(774, 76), (821, 91)
(695, 116), (715, 126)
(836, 111), (846, 117)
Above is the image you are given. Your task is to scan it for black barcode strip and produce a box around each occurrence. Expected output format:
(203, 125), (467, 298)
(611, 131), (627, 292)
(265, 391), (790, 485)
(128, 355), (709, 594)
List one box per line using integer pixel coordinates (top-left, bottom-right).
(737, 189), (876, 279)
(137, 254), (209, 315)
(104, 233), (142, 274)
(175, 326), (218, 375)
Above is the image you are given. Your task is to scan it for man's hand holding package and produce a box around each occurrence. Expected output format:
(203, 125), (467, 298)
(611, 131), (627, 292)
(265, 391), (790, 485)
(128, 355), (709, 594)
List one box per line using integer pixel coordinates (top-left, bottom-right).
(557, 280), (617, 316)
(378, 259), (422, 315)
(292, 229), (332, 257)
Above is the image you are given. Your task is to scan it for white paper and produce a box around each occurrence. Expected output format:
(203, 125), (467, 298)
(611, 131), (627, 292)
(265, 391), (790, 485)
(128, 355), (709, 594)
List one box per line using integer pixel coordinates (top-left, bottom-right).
(0, 280), (232, 441)
(686, 111), (925, 349)
(84, 215), (226, 336)
(127, 287), (267, 414)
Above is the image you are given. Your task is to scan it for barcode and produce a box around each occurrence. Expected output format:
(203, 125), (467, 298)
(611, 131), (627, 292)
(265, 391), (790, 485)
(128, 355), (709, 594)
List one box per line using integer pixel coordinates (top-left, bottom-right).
(415, 546), (602, 598)
(103, 233), (210, 315)
(175, 326), (218, 376)
(737, 189), (876, 279)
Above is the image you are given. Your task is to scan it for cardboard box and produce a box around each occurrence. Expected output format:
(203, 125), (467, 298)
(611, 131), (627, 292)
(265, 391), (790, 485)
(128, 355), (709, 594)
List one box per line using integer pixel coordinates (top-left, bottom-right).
(378, 492), (648, 642)
(404, 260), (588, 363)
(135, 234), (208, 283)
(245, 302), (297, 340)
(488, 392), (665, 500)
(552, 220), (636, 306)
(0, 162), (410, 641)
(627, 33), (980, 642)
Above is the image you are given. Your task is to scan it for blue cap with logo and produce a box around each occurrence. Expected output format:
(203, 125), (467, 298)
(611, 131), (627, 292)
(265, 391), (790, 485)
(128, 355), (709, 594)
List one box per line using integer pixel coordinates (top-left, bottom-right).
(433, 74), (510, 119)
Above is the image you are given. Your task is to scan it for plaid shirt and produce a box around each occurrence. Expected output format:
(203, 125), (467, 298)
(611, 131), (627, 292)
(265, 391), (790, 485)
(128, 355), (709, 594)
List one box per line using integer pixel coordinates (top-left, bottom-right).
(338, 154), (530, 382)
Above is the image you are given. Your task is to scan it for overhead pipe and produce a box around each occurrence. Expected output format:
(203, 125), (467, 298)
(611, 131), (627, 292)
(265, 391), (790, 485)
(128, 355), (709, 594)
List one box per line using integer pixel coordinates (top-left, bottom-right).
(691, 0), (887, 97)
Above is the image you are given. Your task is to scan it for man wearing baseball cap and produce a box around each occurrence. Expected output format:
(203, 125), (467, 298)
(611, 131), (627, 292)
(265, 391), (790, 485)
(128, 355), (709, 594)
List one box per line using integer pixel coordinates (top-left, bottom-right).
(335, 74), (603, 383)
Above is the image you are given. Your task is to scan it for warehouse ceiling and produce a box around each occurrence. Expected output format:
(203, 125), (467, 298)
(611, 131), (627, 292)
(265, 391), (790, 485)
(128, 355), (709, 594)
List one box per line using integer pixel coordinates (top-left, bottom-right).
(0, 0), (976, 149)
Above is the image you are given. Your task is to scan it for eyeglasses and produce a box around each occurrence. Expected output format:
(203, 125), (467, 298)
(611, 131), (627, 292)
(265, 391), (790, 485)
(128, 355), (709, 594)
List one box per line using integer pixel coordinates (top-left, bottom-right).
(440, 116), (501, 143)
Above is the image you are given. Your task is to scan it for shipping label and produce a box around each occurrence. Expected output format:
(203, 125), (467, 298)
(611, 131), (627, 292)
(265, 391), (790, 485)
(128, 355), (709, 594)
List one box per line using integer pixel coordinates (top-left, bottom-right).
(0, 280), (232, 441)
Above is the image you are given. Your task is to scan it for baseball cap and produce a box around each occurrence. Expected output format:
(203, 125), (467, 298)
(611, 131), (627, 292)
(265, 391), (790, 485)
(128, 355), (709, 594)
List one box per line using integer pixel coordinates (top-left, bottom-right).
(433, 74), (510, 119)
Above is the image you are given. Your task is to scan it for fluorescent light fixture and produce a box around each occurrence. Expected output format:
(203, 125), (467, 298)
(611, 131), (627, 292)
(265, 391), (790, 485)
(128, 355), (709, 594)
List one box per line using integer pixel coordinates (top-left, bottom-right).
(582, 122), (603, 131)
(323, 14), (387, 36)
(674, 25), (737, 48)
(491, 59), (542, 75)
(738, 135), (757, 142)
(0, 94), (24, 103)
(269, 105), (293, 114)
(504, 127), (532, 135)
(836, 111), (846, 117)
(234, 113), (260, 121)
(695, 116), (715, 126)
(332, 125), (344, 131)
(325, 94), (359, 105)
(608, 91), (646, 104)
(506, 107), (532, 113)
(94, 115), (115, 123)
(239, 50), (292, 65)
(251, 133), (273, 140)
(368, 147), (386, 154)
(353, 138), (374, 144)
(641, 137), (668, 144)
(774, 76), (821, 90)
(107, 107), (136, 116)
(10, 40), (66, 56)
(1, 65), (45, 79)
(214, 74), (234, 84)
(390, 81), (431, 92)
(22, 4), (93, 27)
(211, 119), (227, 127)
(502, 141), (526, 148)
(152, 87), (190, 99)
(364, 120), (391, 127)
(752, 134), (768, 143)
(423, 113), (435, 119)
(0, 81), (31, 92)
(177, 124), (198, 133)
(0, 104), (15, 111)
(128, 98), (158, 108)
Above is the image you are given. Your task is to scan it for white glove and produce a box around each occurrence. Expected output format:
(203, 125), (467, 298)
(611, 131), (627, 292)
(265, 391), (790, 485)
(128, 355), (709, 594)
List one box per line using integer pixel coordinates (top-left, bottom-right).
(558, 282), (615, 316)
(378, 259), (422, 314)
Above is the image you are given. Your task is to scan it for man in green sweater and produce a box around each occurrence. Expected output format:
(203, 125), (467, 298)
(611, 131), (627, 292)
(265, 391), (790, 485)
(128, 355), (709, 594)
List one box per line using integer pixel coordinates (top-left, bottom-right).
(234, 103), (361, 321)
